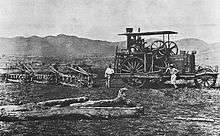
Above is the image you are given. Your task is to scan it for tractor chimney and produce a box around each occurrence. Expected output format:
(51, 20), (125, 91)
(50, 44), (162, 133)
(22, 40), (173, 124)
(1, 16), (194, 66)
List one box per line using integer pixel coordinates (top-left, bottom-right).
(126, 28), (133, 33)
(138, 28), (140, 32)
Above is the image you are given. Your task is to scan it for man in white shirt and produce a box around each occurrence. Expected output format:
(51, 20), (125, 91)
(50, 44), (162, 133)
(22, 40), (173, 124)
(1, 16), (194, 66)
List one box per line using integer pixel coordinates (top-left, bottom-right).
(105, 64), (114, 87)
(165, 64), (179, 88)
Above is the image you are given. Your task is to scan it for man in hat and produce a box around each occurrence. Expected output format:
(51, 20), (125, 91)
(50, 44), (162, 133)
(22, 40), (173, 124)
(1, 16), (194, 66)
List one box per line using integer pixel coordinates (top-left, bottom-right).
(165, 64), (179, 88)
(105, 64), (114, 87)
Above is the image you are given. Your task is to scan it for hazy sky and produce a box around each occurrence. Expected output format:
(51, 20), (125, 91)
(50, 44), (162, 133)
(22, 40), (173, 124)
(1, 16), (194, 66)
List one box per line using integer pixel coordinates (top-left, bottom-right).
(0, 0), (219, 43)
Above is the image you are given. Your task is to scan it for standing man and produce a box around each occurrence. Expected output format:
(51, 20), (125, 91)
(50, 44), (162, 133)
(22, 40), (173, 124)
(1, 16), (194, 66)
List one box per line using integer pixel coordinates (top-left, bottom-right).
(166, 64), (179, 88)
(105, 64), (114, 88)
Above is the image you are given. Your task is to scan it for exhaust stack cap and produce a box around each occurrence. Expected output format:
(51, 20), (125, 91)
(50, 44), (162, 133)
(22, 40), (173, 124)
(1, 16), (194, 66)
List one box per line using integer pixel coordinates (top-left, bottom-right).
(126, 28), (133, 33)
(192, 50), (196, 54)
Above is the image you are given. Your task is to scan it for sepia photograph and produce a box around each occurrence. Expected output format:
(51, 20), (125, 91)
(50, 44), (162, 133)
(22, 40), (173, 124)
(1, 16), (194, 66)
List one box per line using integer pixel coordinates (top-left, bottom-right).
(0, 0), (220, 135)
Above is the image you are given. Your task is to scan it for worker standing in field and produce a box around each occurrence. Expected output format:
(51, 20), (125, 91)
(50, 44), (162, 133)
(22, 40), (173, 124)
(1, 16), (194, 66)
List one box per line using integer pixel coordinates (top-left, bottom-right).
(166, 64), (179, 88)
(105, 64), (114, 88)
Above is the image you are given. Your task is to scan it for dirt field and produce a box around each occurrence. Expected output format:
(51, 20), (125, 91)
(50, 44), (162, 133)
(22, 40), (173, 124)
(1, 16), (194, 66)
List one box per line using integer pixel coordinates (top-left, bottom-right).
(0, 79), (220, 135)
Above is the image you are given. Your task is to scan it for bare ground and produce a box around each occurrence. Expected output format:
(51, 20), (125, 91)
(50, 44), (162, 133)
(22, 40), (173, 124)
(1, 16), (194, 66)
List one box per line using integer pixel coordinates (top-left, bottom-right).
(0, 79), (220, 135)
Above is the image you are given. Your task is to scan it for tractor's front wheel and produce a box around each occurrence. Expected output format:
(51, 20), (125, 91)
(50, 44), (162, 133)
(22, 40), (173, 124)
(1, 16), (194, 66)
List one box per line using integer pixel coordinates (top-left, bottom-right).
(194, 68), (217, 88)
(194, 75), (217, 88)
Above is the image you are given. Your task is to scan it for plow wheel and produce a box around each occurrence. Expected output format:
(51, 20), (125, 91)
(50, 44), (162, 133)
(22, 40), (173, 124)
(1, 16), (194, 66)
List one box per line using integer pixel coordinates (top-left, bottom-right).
(75, 74), (84, 88)
(75, 74), (93, 88)
(164, 41), (178, 56)
(150, 40), (166, 59)
(194, 68), (217, 88)
(121, 57), (146, 88)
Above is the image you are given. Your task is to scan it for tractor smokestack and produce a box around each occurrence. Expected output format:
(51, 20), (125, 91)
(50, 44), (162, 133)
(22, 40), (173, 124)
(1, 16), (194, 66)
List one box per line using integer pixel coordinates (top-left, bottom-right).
(126, 28), (133, 52)
(126, 28), (133, 33)
(138, 28), (140, 32)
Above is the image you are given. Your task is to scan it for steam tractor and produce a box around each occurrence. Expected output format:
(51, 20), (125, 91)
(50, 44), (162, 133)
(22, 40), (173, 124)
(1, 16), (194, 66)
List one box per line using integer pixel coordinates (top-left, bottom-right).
(114, 28), (218, 88)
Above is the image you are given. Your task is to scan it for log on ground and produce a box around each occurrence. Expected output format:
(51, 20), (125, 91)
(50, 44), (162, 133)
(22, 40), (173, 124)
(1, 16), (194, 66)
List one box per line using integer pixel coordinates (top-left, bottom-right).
(174, 117), (215, 122)
(37, 97), (89, 107)
(0, 106), (144, 121)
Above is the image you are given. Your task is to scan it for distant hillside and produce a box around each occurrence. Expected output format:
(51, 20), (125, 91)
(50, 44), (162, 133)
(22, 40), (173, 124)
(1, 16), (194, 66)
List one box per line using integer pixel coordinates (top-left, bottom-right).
(175, 38), (214, 66)
(208, 42), (220, 66)
(0, 34), (118, 58)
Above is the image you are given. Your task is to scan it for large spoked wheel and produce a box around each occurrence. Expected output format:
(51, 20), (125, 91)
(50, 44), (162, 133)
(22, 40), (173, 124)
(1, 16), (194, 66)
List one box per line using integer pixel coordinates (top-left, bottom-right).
(195, 75), (217, 88)
(194, 68), (217, 88)
(121, 57), (146, 88)
(150, 40), (166, 59)
(164, 41), (178, 56)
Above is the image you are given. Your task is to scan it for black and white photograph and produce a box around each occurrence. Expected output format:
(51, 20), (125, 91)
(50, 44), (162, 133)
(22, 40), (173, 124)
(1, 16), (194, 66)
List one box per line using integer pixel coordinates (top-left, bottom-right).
(0, 0), (220, 135)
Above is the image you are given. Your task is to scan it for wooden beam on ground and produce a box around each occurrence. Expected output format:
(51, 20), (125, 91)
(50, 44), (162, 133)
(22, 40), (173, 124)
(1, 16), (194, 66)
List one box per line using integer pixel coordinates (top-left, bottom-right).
(0, 105), (143, 121)
(174, 117), (215, 123)
(37, 97), (89, 107)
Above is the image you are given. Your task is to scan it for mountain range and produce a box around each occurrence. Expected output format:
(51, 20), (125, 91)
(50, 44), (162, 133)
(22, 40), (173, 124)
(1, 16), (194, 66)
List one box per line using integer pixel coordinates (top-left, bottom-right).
(0, 34), (118, 58)
(0, 34), (219, 67)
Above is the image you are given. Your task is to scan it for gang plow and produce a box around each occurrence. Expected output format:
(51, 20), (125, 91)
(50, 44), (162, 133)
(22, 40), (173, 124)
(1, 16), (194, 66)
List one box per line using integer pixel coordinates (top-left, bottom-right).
(1, 63), (95, 88)
(49, 64), (94, 88)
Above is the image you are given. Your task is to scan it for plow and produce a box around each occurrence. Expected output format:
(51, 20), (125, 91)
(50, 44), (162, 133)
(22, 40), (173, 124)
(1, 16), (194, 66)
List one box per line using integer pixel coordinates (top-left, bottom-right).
(1, 63), (95, 88)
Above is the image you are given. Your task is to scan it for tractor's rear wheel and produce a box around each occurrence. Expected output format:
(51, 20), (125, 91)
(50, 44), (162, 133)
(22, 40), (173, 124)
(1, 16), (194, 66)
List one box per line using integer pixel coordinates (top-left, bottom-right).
(120, 57), (147, 88)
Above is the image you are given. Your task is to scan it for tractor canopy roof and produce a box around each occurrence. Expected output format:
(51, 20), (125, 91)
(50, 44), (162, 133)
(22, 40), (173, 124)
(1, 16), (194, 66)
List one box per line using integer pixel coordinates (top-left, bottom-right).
(118, 31), (178, 36)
